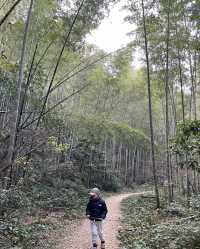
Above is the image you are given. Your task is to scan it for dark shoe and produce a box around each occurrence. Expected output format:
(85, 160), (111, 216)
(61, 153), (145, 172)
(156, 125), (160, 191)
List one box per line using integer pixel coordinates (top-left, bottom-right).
(93, 243), (98, 249)
(101, 241), (105, 249)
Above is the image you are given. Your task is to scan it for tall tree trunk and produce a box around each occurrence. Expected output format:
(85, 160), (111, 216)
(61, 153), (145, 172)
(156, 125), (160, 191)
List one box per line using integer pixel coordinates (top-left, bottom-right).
(18, 43), (38, 128)
(186, 160), (190, 207)
(193, 168), (197, 194)
(188, 51), (197, 120)
(168, 71), (177, 135)
(180, 167), (185, 196)
(125, 147), (128, 185)
(141, 0), (160, 208)
(104, 138), (107, 180)
(177, 49), (185, 121)
(169, 153), (174, 199)
(6, 0), (34, 187)
(118, 143), (122, 178)
(165, 0), (172, 203)
(112, 137), (116, 171)
(132, 148), (137, 183)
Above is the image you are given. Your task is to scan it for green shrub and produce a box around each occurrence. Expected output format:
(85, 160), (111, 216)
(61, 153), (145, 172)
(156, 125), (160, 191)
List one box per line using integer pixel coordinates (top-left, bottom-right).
(119, 195), (200, 249)
(101, 175), (122, 192)
(190, 195), (200, 211)
(0, 188), (30, 214)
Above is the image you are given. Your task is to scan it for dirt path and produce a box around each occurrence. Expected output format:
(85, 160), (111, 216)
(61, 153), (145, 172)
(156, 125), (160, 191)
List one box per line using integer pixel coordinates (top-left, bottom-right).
(56, 192), (142, 249)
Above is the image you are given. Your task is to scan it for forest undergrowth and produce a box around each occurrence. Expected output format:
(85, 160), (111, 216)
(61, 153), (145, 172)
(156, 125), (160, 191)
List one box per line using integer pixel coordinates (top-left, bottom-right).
(0, 0), (200, 248)
(0, 166), (89, 249)
(0, 160), (124, 249)
(119, 193), (200, 249)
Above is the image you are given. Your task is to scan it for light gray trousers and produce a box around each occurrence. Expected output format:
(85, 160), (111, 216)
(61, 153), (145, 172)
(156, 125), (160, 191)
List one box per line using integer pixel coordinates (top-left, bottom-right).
(90, 220), (104, 244)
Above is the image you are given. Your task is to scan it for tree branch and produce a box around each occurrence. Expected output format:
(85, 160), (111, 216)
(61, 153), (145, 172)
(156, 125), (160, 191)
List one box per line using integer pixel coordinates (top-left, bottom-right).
(0, 0), (22, 27)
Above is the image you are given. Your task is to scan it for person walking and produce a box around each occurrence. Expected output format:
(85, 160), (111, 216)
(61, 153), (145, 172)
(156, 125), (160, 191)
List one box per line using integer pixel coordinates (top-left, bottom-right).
(86, 188), (108, 249)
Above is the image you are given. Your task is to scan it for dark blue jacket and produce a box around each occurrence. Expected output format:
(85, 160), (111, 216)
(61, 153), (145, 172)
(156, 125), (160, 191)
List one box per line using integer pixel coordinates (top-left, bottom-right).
(86, 198), (108, 221)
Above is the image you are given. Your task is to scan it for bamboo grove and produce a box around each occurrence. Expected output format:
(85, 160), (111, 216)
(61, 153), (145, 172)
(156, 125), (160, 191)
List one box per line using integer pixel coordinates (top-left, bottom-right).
(0, 0), (154, 192)
(0, 0), (200, 207)
(124, 0), (200, 206)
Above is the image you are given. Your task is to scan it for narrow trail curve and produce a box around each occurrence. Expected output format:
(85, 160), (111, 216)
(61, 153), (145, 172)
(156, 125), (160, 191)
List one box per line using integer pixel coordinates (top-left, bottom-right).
(56, 192), (145, 249)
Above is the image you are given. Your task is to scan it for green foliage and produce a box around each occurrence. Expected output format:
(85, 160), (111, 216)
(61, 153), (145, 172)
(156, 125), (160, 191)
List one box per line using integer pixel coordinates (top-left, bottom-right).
(119, 195), (200, 249)
(0, 188), (30, 214)
(172, 120), (200, 151)
(48, 136), (70, 153)
(171, 120), (200, 170)
(73, 115), (151, 149)
(110, 122), (151, 149)
(0, 171), (88, 248)
(190, 194), (200, 211)
(0, 219), (59, 249)
(67, 115), (152, 190)
(100, 174), (122, 192)
(119, 196), (159, 249)
(147, 222), (200, 249)
(165, 202), (187, 217)
(132, 240), (151, 249)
